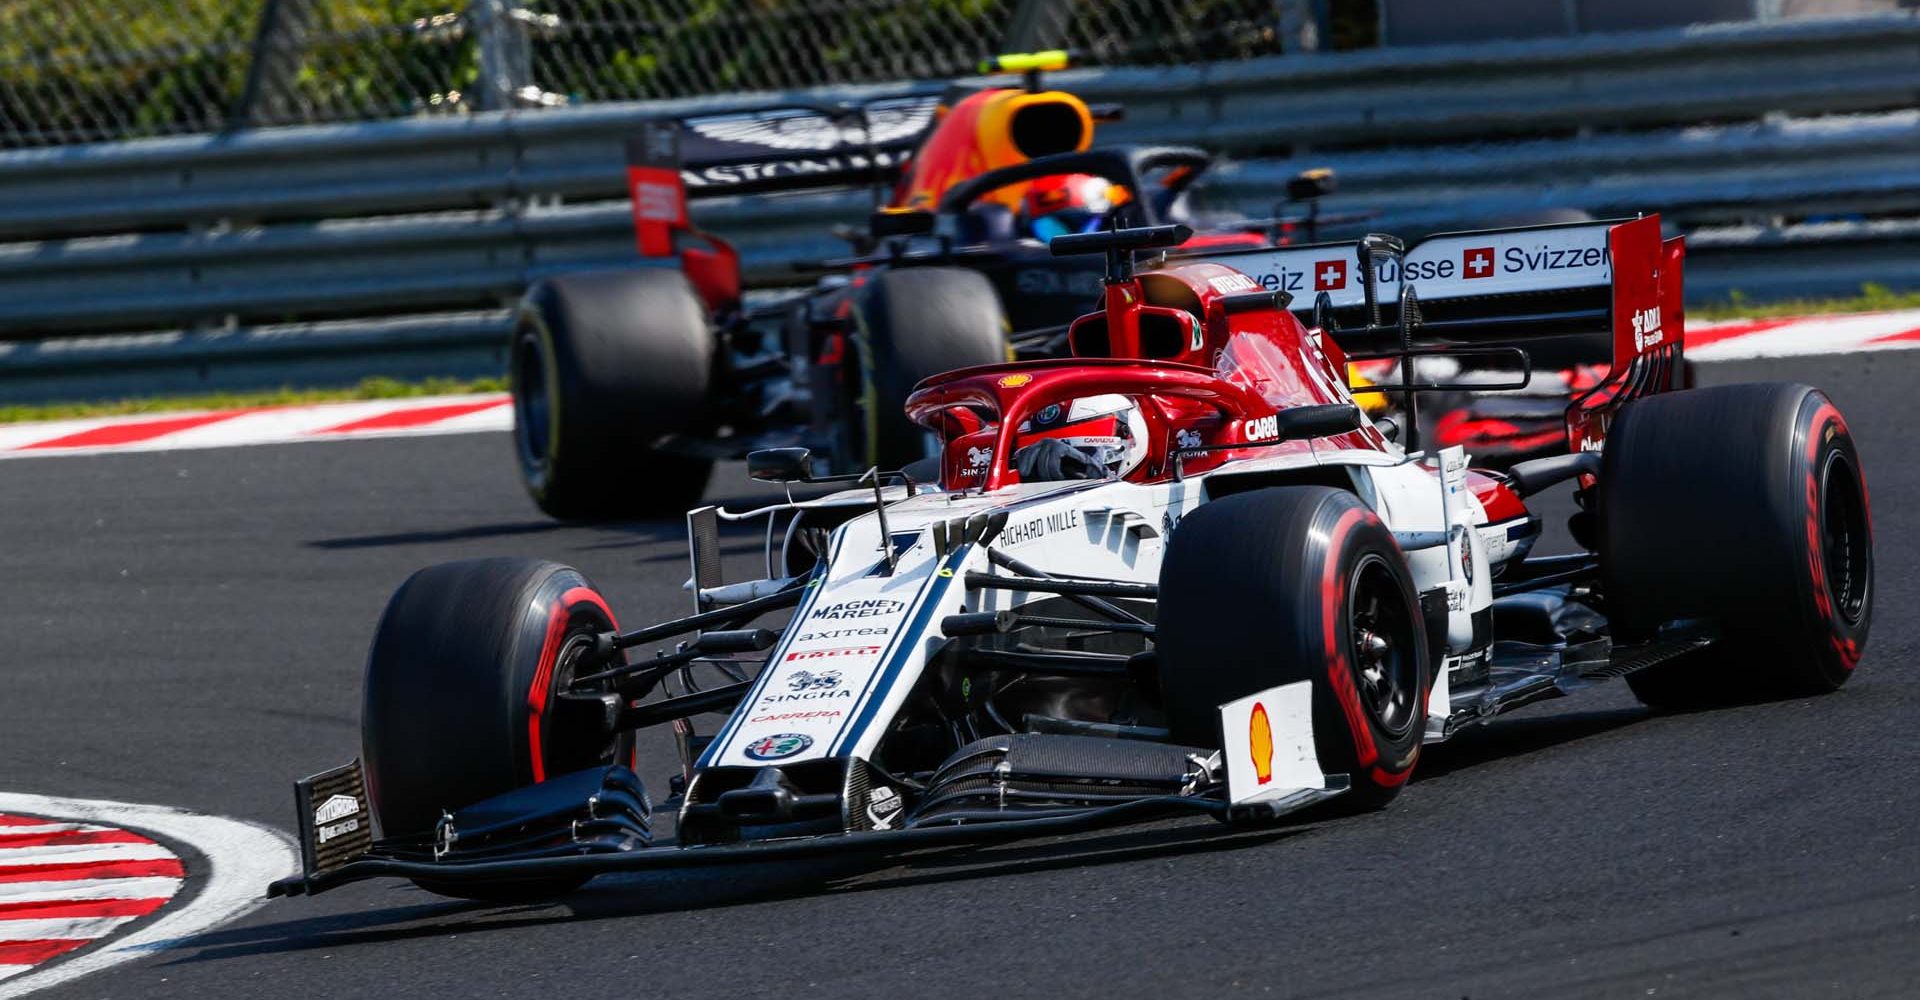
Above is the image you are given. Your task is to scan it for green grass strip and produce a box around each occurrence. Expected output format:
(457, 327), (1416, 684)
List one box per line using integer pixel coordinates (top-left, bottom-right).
(1693, 283), (1920, 322)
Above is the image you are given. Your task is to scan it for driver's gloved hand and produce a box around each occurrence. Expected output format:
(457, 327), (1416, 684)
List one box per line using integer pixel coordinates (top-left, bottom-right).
(1013, 438), (1105, 482)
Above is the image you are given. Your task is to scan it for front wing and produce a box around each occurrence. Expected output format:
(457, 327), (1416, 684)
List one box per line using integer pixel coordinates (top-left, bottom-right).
(270, 682), (1341, 898)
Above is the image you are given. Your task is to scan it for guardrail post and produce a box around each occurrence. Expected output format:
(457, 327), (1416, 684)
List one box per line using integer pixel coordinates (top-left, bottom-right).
(232, 0), (317, 130)
(468, 0), (533, 112)
(1278, 0), (1327, 53)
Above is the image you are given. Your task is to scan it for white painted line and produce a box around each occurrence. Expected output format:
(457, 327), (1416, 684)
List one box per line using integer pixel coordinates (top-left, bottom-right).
(1689, 309), (1920, 362)
(0, 844), (176, 867)
(0, 968), (29, 983)
(0, 793), (297, 1000)
(0, 916), (139, 940)
(0, 827), (83, 838)
(0, 879), (184, 904)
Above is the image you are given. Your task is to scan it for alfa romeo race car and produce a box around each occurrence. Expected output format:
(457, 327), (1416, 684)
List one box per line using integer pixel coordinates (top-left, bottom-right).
(272, 214), (1873, 901)
(510, 54), (1317, 520)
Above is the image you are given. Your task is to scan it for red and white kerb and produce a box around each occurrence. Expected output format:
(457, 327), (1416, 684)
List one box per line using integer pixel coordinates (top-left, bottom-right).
(0, 813), (183, 981)
(0, 393), (511, 459)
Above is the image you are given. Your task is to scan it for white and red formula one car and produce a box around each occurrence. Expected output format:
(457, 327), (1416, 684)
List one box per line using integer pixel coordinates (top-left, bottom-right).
(271, 216), (1872, 901)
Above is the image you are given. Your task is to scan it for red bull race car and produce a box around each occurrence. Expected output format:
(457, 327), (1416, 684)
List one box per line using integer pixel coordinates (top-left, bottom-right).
(270, 214), (1872, 902)
(509, 54), (1321, 520)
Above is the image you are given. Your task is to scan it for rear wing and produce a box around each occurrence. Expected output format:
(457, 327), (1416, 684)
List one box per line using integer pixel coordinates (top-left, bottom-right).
(1181, 215), (1686, 454)
(624, 95), (941, 202)
(621, 96), (942, 302)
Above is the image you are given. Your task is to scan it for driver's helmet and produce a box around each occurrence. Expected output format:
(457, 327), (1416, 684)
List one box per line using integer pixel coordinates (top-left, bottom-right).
(1024, 174), (1115, 242)
(1013, 393), (1149, 482)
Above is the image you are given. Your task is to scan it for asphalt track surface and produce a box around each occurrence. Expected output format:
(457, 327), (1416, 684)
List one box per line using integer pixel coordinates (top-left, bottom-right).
(2, 351), (1915, 1000)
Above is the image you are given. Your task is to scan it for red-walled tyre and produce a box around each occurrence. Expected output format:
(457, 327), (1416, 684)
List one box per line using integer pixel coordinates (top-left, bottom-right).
(362, 558), (631, 899)
(1158, 487), (1429, 810)
(1600, 383), (1872, 708)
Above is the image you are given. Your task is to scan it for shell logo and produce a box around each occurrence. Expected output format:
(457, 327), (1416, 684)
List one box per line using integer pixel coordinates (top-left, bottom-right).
(1249, 701), (1274, 785)
(998, 373), (1034, 388)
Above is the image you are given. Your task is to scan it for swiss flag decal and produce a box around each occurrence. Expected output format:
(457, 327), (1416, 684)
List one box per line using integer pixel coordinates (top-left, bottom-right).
(1314, 259), (1347, 291)
(1463, 247), (1495, 279)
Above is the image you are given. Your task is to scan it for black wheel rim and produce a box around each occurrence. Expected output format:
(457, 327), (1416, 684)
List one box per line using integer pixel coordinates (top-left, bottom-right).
(1819, 451), (1870, 627)
(512, 325), (552, 480)
(543, 622), (626, 772)
(1347, 553), (1420, 739)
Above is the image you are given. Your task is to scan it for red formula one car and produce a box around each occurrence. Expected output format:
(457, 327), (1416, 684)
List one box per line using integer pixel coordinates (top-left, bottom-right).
(271, 215), (1873, 901)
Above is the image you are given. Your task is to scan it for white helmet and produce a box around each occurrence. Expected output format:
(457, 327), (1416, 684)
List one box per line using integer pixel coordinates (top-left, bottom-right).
(1014, 393), (1149, 480)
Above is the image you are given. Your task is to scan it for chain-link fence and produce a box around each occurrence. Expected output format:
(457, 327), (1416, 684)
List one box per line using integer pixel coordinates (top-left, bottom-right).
(530, 0), (1312, 104)
(0, 1), (480, 148)
(0, 0), (1385, 149)
(0, 0), (258, 147)
(241, 2), (478, 125)
(116, 0), (1894, 152)
(2, 0), (1896, 149)
(534, 0), (1019, 101)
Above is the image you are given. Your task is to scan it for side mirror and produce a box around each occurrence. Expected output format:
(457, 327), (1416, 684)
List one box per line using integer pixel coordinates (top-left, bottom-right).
(1275, 403), (1364, 441)
(747, 447), (813, 483)
(1286, 167), (1337, 203)
(870, 210), (936, 238)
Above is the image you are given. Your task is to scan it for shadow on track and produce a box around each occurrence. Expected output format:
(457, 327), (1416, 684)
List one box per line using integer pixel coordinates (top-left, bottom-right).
(158, 706), (1661, 968)
(630, 538), (764, 561)
(302, 489), (792, 553)
(303, 518), (694, 552)
(1412, 705), (1650, 784)
(306, 520), (571, 550)
(153, 821), (1300, 967)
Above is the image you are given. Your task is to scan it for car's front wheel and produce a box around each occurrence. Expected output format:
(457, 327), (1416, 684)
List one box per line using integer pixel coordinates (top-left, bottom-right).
(362, 557), (630, 899)
(1157, 486), (1429, 810)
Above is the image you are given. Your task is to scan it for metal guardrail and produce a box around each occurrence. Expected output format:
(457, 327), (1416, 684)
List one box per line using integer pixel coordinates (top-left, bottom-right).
(1209, 109), (1920, 232)
(1095, 15), (1920, 148)
(0, 15), (1913, 399)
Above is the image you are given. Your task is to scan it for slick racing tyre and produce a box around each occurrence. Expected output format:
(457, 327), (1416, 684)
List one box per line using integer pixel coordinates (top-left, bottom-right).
(363, 558), (631, 899)
(1158, 487), (1429, 810)
(854, 267), (1009, 468)
(1600, 383), (1872, 708)
(512, 269), (715, 521)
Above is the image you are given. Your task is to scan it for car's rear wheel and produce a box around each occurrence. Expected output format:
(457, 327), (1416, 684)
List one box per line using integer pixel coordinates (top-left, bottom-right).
(512, 269), (715, 521)
(1157, 487), (1428, 810)
(852, 267), (1009, 469)
(1600, 383), (1872, 708)
(362, 558), (631, 899)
